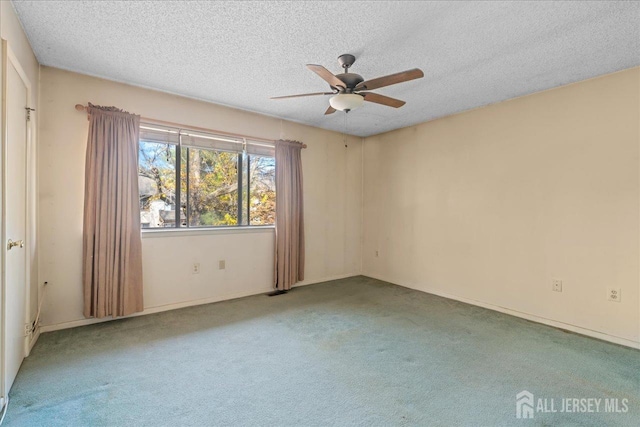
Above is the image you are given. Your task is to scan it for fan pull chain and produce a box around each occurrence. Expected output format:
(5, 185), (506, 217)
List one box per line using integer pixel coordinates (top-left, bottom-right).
(344, 113), (348, 148)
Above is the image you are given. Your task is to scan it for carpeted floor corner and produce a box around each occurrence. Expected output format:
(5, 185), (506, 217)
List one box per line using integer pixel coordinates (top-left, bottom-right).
(4, 276), (639, 426)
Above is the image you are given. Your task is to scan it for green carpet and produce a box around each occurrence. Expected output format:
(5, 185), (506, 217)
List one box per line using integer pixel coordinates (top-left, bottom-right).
(4, 276), (639, 426)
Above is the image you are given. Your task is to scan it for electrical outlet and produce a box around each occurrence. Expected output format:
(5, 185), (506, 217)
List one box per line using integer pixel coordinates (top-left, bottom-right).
(375, 250), (379, 257)
(607, 288), (621, 302)
(192, 263), (200, 274)
(219, 260), (226, 270)
(552, 279), (562, 292)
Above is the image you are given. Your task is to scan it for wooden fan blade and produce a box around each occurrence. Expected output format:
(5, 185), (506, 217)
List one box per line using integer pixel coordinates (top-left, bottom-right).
(307, 64), (346, 89)
(355, 68), (424, 91)
(325, 105), (337, 115)
(271, 92), (334, 99)
(361, 92), (406, 108)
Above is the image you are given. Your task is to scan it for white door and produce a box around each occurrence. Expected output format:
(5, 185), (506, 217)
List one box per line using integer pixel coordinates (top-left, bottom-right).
(2, 42), (30, 397)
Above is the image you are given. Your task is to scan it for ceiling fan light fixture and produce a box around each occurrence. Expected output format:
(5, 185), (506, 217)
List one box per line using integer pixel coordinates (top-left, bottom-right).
(329, 93), (364, 112)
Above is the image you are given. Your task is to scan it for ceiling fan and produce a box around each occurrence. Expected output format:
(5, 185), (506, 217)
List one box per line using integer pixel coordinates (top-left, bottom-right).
(271, 54), (424, 115)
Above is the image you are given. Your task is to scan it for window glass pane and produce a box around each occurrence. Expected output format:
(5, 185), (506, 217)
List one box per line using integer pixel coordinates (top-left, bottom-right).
(249, 155), (276, 225)
(139, 140), (177, 228)
(140, 128), (276, 230)
(187, 148), (240, 227)
(239, 151), (249, 226)
(179, 146), (188, 226)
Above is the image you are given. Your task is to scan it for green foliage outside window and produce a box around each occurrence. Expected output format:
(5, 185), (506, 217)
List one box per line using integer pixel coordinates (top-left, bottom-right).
(139, 139), (275, 228)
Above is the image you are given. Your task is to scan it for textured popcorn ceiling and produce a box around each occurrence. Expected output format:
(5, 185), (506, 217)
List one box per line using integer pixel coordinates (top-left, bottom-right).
(12, 1), (640, 137)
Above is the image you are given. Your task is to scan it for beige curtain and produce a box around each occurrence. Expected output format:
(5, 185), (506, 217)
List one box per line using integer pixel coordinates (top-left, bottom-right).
(82, 103), (143, 318)
(274, 139), (305, 291)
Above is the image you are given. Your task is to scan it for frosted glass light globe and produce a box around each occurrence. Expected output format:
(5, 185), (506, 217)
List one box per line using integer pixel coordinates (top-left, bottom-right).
(329, 94), (364, 111)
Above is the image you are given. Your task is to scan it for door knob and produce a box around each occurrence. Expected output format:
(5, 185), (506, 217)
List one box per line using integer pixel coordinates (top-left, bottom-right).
(7, 239), (24, 250)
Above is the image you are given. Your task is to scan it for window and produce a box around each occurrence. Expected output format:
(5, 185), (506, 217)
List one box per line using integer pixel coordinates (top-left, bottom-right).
(138, 124), (275, 229)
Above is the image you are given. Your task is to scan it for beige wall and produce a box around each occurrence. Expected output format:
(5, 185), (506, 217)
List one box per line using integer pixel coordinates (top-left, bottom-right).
(363, 67), (640, 347)
(38, 66), (362, 329)
(36, 61), (640, 347)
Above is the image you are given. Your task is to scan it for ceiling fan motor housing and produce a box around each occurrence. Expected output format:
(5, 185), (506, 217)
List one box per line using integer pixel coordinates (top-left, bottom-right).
(335, 54), (363, 92)
(335, 73), (364, 92)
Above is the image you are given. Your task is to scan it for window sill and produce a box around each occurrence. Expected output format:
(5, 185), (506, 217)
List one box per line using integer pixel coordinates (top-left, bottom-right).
(141, 226), (275, 238)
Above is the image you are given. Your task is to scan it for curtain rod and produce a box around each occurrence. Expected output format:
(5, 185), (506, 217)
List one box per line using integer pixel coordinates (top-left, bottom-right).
(74, 104), (307, 148)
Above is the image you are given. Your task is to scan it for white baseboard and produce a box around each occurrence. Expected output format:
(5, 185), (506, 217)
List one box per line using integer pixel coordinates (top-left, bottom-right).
(40, 286), (272, 333)
(364, 273), (640, 350)
(40, 273), (360, 334)
(26, 326), (41, 356)
(294, 273), (359, 288)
